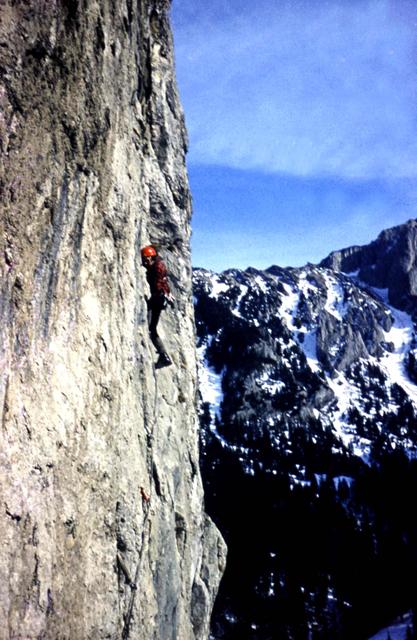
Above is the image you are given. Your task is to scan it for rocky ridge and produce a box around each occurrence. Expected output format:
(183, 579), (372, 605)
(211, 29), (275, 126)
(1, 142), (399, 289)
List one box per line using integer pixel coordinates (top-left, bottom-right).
(321, 218), (417, 313)
(0, 2), (225, 639)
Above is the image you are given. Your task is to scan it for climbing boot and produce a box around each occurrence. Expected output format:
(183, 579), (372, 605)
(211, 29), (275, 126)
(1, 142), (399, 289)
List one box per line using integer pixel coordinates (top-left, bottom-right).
(155, 353), (172, 369)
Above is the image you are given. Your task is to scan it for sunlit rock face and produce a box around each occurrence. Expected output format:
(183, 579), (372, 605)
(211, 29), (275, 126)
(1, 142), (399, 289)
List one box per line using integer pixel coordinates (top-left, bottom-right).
(0, 2), (225, 639)
(193, 225), (417, 639)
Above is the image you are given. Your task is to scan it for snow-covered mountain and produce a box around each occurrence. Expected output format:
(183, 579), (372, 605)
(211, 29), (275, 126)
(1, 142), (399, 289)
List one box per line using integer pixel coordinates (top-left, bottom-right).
(193, 219), (417, 640)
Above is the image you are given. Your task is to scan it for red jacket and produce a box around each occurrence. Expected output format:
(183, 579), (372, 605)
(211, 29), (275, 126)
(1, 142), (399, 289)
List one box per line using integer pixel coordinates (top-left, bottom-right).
(146, 256), (170, 297)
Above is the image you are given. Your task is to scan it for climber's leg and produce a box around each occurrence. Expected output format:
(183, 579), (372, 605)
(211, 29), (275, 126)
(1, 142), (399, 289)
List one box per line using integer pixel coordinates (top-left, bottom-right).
(147, 299), (172, 367)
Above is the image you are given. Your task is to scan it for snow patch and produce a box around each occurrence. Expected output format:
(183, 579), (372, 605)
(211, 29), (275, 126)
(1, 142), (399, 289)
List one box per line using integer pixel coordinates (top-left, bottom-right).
(323, 272), (346, 321)
(298, 330), (320, 372)
(280, 283), (299, 331)
(257, 370), (285, 394)
(197, 340), (224, 427)
(232, 284), (249, 318)
(327, 371), (371, 459)
(370, 292), (417, 406)
(368, 612), (412, 640)
(254, 275), (268, 294)
(209, 275), (229, 299)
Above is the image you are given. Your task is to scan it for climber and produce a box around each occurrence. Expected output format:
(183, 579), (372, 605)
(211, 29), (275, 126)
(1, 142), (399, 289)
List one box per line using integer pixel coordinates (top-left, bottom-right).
(141, 245), (173, 369)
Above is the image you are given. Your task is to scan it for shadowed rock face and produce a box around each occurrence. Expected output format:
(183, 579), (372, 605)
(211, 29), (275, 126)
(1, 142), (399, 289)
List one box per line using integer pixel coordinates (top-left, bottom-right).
(320, 218), (417, 313)
(0, 2), (225, 639)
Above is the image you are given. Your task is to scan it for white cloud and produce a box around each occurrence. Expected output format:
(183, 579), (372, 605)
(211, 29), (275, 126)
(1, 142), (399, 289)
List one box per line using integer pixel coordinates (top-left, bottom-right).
(173, 0), (417, 180)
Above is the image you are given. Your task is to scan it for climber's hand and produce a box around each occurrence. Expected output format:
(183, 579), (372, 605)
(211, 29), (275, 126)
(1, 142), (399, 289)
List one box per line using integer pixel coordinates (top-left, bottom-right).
(161, 293), (174, 308)
(165, 293), (175, 307)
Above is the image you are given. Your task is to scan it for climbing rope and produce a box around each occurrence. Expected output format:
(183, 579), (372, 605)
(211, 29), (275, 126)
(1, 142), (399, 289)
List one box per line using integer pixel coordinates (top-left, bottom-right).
(121, 356), (160, 639)
(121, 503), (151, 640)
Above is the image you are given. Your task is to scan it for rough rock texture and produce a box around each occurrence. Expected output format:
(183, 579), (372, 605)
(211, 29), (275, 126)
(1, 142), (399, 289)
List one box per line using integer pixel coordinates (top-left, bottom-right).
(321, 218), (417, 313)
(0, 2), (225, 639)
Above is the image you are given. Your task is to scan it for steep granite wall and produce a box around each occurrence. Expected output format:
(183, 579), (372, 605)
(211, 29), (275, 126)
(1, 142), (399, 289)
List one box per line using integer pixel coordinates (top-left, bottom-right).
(0, 1), (225, 638)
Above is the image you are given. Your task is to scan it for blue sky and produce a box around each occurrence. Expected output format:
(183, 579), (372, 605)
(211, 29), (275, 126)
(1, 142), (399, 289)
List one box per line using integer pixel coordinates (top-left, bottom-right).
(171, 0), (417, 271)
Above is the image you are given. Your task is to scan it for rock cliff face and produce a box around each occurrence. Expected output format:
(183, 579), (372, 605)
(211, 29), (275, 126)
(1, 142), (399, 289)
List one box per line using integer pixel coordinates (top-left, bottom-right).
(321, 218), (417, 313)
(0, 2), (225, 639)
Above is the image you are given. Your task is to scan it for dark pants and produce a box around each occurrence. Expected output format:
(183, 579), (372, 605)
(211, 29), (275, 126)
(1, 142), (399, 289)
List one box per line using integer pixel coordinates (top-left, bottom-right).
(147, 296), (168, 357)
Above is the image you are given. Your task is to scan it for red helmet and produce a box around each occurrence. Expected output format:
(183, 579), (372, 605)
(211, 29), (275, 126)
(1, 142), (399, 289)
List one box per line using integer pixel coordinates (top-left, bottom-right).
(141, 245), (157, 258)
